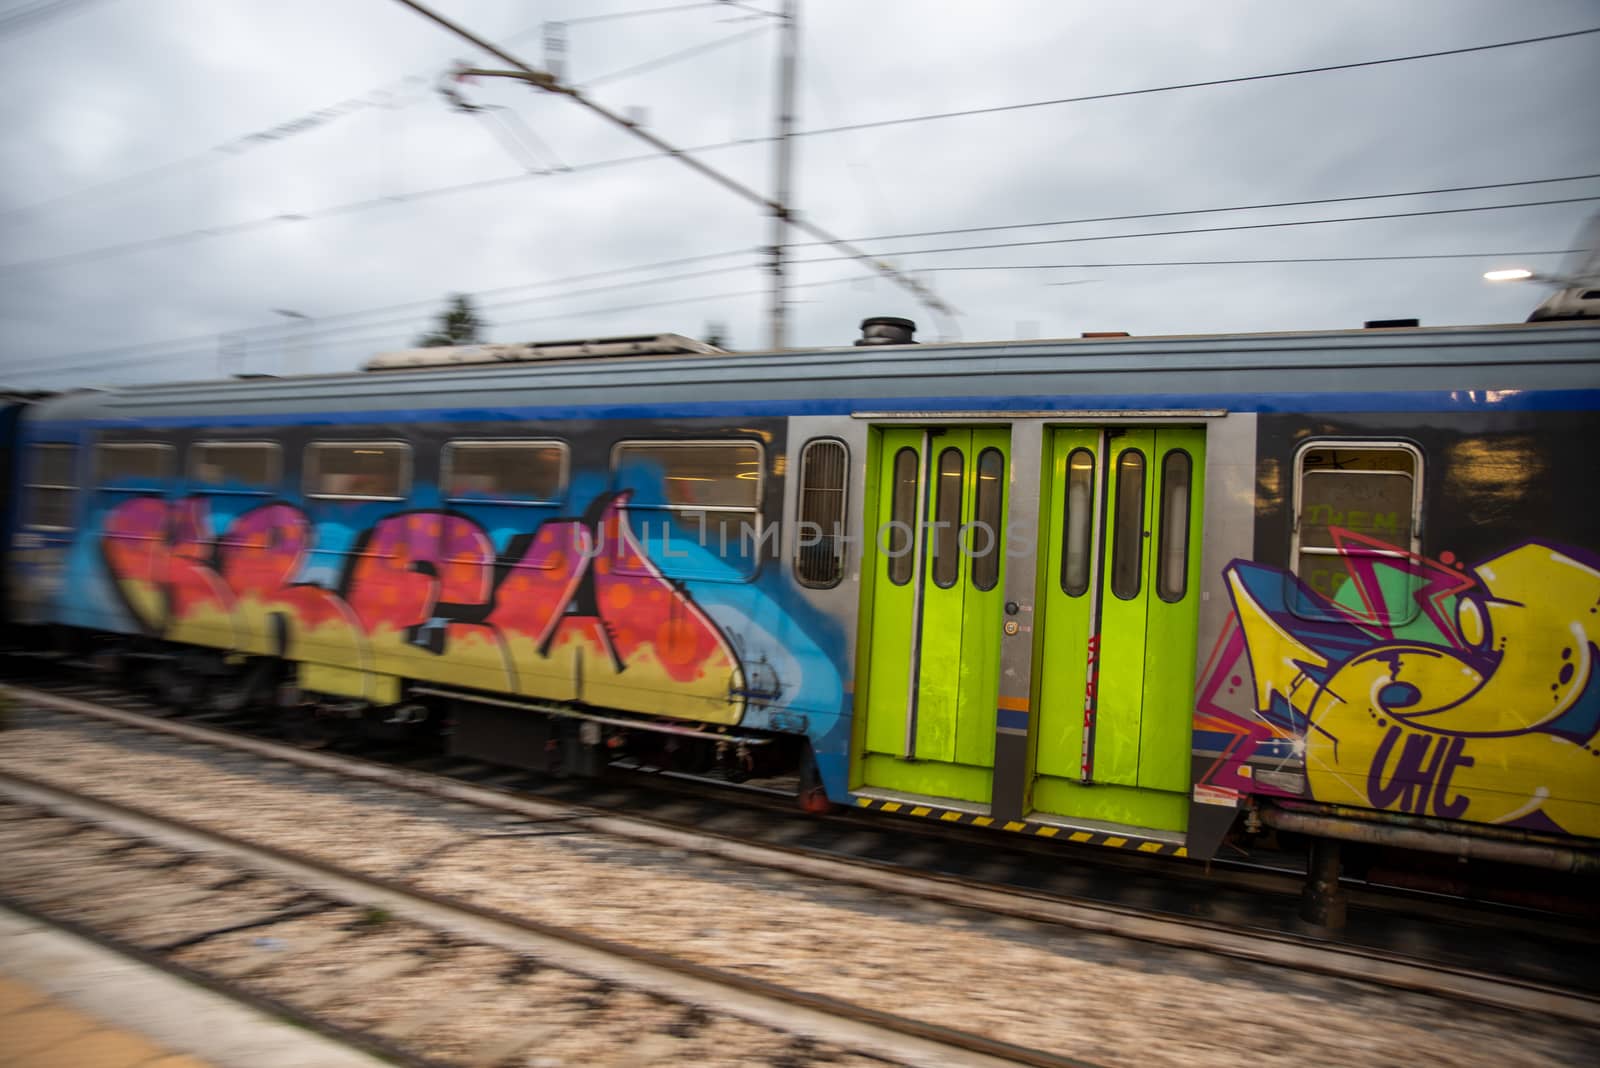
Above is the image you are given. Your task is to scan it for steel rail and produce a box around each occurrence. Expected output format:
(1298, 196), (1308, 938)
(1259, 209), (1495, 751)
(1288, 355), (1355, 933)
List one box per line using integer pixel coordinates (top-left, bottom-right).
(0, 891), (441, 1068)
(4, 681), (1598, 1024)
(0, 766), (1094, 1068)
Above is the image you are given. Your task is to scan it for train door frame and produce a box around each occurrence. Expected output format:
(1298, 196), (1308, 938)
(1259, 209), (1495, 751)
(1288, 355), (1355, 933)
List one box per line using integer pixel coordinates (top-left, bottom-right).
(853, 423), (1013, 802)
(848, 411), (1252, 849)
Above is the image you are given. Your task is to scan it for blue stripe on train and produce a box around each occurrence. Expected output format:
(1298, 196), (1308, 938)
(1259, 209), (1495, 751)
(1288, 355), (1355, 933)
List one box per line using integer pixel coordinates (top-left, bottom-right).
(24, 388), (1600, 431)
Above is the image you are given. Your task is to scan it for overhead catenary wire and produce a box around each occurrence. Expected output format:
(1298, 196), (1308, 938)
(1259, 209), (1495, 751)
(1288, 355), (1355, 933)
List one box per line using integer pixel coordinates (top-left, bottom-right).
(783, 173), (1600, 249)
(784, 26), (1600, 142)
(391, 0), (958, 332)
(580, 23), (771, 87)
(8, 243), (1577, 383)
(12, 276), (858, 385)
(1, 0), (743, 221)
(0, 72), (433, 222)
(1, 247), (758, 374)
(887, 250), (1583, 274)
(788, 196), (1600, 266)
(3, 12), (1593, 270)
(4, 183), (1593, 369)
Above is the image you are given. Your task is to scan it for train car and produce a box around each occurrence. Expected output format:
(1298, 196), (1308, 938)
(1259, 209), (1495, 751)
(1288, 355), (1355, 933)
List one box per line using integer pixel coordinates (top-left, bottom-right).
(5, 320), (1599, 895)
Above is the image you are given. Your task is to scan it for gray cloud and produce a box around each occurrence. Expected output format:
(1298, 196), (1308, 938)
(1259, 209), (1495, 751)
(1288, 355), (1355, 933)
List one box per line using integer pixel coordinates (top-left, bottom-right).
(1, 0), (1596, 387)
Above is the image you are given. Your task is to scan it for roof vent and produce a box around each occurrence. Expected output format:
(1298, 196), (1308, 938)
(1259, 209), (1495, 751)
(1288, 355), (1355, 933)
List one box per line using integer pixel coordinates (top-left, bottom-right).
(1364, 318), (1419, 329)
(1081, 331), (1130, 338)
(855, 316), (916, 346)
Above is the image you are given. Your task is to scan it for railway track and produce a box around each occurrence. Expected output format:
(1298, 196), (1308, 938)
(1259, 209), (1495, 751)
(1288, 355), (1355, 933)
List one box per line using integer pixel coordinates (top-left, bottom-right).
(3, 675), (1597, 1034)
(0, 773), (1065, 1068)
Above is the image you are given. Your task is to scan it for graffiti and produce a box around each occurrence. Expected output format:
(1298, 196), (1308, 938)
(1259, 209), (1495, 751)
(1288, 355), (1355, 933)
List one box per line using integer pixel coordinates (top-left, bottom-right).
(1197, 531), (1600, 837)
(100, 493), (746, 723)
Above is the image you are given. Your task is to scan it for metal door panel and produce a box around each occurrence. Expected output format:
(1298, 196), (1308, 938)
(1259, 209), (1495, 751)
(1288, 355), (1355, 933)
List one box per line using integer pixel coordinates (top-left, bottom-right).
(1094, 429), (1155, 787)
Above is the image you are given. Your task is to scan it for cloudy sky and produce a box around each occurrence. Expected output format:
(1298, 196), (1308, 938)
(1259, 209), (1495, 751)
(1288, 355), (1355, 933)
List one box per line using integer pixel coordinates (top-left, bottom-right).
(1, 0), (1596, 388)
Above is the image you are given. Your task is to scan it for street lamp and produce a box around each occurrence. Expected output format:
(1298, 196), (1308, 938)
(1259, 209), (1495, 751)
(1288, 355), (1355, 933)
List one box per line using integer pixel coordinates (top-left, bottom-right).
(1483, 268), (1594, 286)
(271, 309), (312, 375)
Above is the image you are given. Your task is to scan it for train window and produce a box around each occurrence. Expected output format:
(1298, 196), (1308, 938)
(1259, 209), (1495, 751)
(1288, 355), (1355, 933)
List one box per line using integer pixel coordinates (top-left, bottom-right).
(1293, 442), (1422, 621)
(189, 442), (281, 494)
(95, 442), (174, 490)
(971, 447), (1004, 592)
(612, 442), (762, 510)
(25, 444), (77, 529)
(888, 447), (919, 586)
(611, 440), (765, 578)
(1110, 449), (1145, 600)
(443, 440), (567, 504)
(304, 442), (411, 500)
(795, 438), (847, 588)
(931, 447), (963, 589)
(1060, 448), (1094, 597)
(1156, 450), (1192, 602)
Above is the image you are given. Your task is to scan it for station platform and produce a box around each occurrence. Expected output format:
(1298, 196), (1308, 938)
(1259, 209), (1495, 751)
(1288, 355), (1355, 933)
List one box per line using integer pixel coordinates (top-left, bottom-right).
(0, 906), (389, 1068)
(0, 972), (209, 1067)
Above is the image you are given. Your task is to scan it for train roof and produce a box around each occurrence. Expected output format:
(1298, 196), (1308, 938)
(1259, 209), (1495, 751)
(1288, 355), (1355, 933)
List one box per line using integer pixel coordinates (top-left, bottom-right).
(25, 320), (1600, 426)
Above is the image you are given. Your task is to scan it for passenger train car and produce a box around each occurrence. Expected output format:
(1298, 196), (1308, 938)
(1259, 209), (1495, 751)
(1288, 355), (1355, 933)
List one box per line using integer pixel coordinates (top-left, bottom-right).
(5, 319), (1599, 881)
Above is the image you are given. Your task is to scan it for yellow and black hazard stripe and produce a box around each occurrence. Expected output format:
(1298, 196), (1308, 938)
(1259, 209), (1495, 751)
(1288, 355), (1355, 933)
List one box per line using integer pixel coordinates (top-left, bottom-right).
(853, 796), (1188, 856)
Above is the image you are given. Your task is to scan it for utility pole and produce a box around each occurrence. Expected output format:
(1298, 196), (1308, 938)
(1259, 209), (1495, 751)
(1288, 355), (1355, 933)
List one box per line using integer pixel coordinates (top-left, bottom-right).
(395, 0), (955, 340)
(768, 0), (797, 351)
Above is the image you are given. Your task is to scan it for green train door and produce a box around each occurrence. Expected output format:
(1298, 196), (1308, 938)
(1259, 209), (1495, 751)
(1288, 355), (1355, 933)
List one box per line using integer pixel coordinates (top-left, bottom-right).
(860, 427), (1009, 804)
(1032, 427), (1204, 832)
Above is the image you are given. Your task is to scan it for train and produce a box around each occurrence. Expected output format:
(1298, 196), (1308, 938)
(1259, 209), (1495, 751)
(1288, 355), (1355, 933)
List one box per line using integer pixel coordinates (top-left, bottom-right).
(4, 315), (1598, 913)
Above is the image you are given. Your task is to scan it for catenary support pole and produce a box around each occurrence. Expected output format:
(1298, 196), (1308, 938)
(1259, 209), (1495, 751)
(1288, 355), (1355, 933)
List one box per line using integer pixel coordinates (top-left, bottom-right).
(392, 0), (955, 337)
(768, 0), (798, 350)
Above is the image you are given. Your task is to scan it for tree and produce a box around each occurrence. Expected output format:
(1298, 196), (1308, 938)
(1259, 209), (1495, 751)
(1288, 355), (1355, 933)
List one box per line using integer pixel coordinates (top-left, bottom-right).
(415, 294), (487, 348)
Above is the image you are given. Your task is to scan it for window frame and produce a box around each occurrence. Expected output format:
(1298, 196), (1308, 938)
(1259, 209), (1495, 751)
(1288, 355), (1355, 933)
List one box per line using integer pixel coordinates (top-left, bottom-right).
(303, 440), (414, 502)
(1155, 448), (1193, 604)
(794, 437), (849, 589)
(971, 446), (1005, 592)
(887, 446), (920, 587)
(94, 441), (176, 491)
(441, 438), (570, 506)
(187, 440), (283, 496)
(23, 442), (79, 531)
(1290, 438), (1424, 619)
(609, 437), (768, 573)
(1059, 446), (1095, 598)
(1109, 447), (1146, 601)
(930, 446), (964, 590)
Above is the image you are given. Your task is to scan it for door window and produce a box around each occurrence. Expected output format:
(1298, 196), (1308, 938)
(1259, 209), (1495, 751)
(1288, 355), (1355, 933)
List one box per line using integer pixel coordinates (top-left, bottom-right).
(971, 447), (1005, 591)
(1061, 448), (1094, 596)
(931, 447), (963, 589)
(887, 447), (919, 586)
(1110, 449), (1145, 600)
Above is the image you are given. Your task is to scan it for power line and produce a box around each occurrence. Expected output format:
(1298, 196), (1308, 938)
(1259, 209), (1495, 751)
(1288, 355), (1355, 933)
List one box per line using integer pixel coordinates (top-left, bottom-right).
(892, 250), (1582, 274)
(6, 26), (1594, 271)
(1, 72), (432, 222)
(581, 23), (769, 87)
(13, 276), (856, 385)
(1, 248), (759, 375)
(395, 0), (955, 335)
(789, 196), (1600, 265)
(787, 26), (1600, 141)
(784, 173), (1600, 248)
(559, 2), (723, 28)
